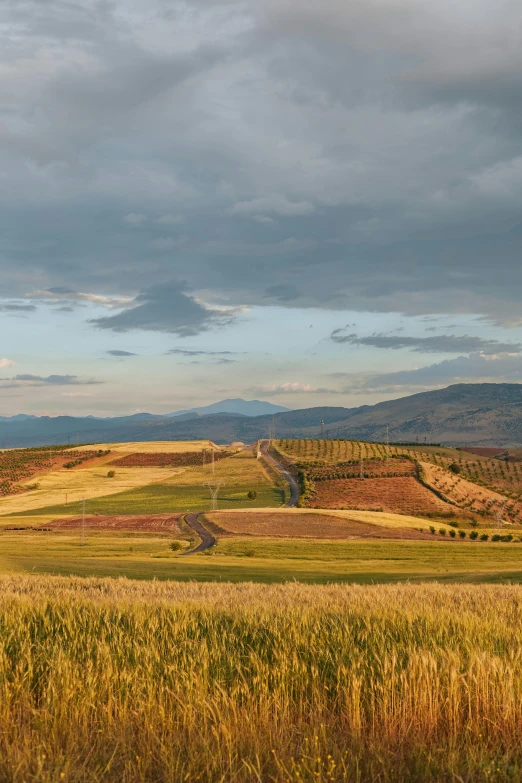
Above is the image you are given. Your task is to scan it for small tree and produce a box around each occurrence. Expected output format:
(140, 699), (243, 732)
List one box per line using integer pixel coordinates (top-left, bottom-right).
(170, 541), (183, 552)
(470, 530), (478, 540)
(479, 533), (489, 541)
(107, 470), (115, 478)
(247, 490), (257, 501)
(459, 530), (466, 538)
(449, 462), (461, 474)
(449, 529), (456, 538)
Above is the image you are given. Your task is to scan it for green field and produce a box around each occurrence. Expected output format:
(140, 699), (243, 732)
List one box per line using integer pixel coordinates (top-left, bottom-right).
(9, 449), (286, 515)
(2, 529), (522, 583)
(18, 481), (285, 515)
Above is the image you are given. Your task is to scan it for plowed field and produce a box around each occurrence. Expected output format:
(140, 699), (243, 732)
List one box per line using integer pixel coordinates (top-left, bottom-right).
(46, 514), (183, 531)
(421, 462), (522, 522)
(309, 477), (454, 515)
(208, 511), (436, 540)
(109, 451), (232, 468)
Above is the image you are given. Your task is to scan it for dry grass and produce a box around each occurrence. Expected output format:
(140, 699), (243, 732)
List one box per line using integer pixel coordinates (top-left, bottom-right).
(0, 466), (178, 515)
(209, 511), (435, 539)
(0, 575), (522, 781)
(71, 440), (221, 453)
(210, 506), (454, 531)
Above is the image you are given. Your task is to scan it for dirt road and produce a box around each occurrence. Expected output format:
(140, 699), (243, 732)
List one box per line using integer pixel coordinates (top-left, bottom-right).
(259, 440), (299, 507)
(181, 512), (216, 555)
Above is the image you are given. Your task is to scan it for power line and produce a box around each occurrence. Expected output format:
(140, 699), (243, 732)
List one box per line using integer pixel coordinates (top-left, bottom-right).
(205, 480), (223, 511)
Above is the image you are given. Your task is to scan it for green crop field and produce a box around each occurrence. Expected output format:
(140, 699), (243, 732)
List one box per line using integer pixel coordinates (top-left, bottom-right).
(1, 527), (522, 583)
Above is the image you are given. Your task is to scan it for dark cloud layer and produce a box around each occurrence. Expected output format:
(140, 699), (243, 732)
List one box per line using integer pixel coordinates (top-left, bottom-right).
(1, 0), (522, 335)
(331, 331), (521, 355)
(91, 282), (233, 337)
(0, 374), (102, 388)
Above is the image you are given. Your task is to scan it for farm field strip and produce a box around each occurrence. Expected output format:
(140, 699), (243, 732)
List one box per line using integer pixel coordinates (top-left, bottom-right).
(421, 461), (522, 522)
(0, 466), (180, 515)
(308, 475), (454, 516)
(70, 440), (221, 453)
(207, 511), (437, 539)
(8, 450), (285, 516)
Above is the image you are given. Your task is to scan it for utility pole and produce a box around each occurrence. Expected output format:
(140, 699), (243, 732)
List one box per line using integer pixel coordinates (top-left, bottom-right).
(495, 499), (507, 528)
(320, 420), (324, 439)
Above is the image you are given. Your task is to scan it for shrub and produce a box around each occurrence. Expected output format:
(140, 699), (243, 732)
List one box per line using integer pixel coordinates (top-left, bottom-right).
(429, 526), (435, 534)
(169, 541), (183, 552)
(449, 462), (461, 474)
(245, 550), (256, 558)
(470, 531), (478, 540)
(470, 519), (479, 527)
(501, 534), (513, 542)
(247, 490), (257, 501)
(107, 470), (115, 478)
(479, 534), (489, 541)
(449, 529), (456, 538)
(458, 530), (466, 538)
(448, 520), (459, 528)
(491, 534), (501, 542)
(439, 528), (446, 536)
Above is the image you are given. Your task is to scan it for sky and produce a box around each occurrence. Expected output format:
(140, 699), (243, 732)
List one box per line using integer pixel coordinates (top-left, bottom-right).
(2, 0), (522, 416)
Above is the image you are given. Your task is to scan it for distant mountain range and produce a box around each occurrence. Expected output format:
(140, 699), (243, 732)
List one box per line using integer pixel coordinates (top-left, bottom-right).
(168, 398), (290, 417)
(2, 384), (522, 448)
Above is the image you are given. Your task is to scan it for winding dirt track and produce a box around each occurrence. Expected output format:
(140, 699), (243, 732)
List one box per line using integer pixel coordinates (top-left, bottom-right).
(259, 440), (299, 507)
(181, 512), (216, 555)
(180, 441), (299, 555)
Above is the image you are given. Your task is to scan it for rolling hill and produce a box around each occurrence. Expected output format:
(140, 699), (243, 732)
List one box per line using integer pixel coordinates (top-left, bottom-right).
(2, 383), (522, 447)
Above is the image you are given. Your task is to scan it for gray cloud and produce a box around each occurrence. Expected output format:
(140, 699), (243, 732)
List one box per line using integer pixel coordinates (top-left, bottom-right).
(91, 281), (234, 336)
(0, 374), (103, 388)
(107, 350), (138, 357)
(167, 349), (239, 357)
(330, 353), (522, 394)
(1, 0), (522, 334)
(331, 331), (521, 355)
(0, 304), (36, 312)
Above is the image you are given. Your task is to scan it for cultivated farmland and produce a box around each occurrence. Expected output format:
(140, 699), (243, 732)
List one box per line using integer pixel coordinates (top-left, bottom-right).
(1, 577), (522, 782)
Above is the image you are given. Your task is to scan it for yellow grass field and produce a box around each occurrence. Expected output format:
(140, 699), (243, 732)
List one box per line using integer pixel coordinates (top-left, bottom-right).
(0, 466), (178, 515)
(71, 440), (222, 453)
(209, 506), (454, 531)
(1, 576), (522, 782)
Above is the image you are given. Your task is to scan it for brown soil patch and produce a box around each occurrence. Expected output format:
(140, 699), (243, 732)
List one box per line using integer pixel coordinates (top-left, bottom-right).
(421, 462), (522, 522)
(309, 459), (416, 480)
(109, 451), (232, 468)
(460, 448), (507, 457)
(208, 512), (434, 540)
(309, 477), (454, 516)
(47, 514), (183, 531)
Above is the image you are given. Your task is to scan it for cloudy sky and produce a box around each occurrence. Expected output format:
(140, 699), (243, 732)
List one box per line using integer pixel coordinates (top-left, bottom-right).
(2, 0), (522, 416)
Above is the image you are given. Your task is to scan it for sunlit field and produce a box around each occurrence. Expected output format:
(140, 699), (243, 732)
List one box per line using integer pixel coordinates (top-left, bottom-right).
(0, 576), (521, 782)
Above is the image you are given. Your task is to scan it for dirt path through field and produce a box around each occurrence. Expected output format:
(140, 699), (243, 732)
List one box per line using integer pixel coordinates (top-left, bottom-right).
(181, 513), (216, 554)
(259, 441), (299, 506)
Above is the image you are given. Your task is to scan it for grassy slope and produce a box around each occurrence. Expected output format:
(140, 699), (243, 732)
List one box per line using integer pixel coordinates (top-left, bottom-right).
(1, 528), (522, 583)
(0, 466), (180, 515)
(9, 450), (285, 516)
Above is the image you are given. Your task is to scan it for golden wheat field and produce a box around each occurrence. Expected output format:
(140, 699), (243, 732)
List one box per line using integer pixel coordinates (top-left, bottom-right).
(0, 575), (521, 782)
